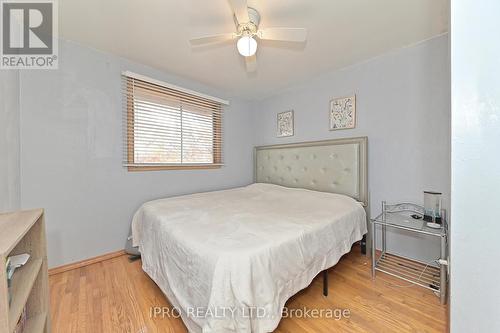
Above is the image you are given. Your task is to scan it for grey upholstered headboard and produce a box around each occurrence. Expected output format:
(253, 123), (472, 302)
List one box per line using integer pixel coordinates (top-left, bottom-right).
(254, 137), (368, 206)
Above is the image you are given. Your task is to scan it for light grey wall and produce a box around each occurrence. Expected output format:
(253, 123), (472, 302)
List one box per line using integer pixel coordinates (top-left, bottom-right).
(18, 35), (450, 267)
(19, 40), (254, 267)
(251, 35), (450, 262)
(451, 1), (500, 331)
(0, 70), (20, 212)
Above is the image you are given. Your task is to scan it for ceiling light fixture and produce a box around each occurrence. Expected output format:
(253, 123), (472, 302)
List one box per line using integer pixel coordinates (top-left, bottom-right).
(189, 3), (307, 72)
(237, 35), (257, 57)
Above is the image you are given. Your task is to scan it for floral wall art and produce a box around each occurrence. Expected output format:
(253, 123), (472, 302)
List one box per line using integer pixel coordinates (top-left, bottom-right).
(277, 110), (294, 137)
(330, 95), (356, 130)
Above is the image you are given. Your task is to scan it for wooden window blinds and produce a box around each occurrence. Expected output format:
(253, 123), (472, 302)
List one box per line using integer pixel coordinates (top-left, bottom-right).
(122, 72), (226, 171)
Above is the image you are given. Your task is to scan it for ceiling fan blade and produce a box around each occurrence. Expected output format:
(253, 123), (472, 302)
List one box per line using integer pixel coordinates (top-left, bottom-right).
(257, 28), (307, 42)
(189, 33), (236, 46)
(245, 55), (257, 73)
(228, 0), (249, 24)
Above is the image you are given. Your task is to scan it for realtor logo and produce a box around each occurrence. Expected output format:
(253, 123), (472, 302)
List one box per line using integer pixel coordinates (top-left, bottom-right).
(1, 0), (58, 69)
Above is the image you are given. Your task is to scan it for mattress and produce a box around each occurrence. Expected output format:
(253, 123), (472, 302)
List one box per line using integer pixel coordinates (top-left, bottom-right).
(132, 183), (367, 333)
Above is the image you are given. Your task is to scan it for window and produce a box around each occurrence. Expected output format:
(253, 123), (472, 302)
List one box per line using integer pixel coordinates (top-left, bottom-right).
(123, 72), (226, 171)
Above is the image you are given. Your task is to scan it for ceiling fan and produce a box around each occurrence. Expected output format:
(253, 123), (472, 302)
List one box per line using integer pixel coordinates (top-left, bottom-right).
(189, 0), (307, 72)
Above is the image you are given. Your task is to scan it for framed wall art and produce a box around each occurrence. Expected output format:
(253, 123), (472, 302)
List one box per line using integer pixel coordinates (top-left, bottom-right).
(330, 95), (356, 130)
(277, 110), (294, 137)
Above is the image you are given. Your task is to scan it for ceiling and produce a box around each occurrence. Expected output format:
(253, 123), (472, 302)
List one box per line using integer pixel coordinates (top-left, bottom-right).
(59, 0), (448, 100)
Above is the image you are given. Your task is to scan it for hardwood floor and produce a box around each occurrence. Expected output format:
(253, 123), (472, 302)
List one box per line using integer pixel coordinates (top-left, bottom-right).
(49, 246), (447, 332)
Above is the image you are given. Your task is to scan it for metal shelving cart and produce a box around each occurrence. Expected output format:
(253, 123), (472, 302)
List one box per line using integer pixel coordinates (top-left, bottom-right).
(371, 202), (448, 304)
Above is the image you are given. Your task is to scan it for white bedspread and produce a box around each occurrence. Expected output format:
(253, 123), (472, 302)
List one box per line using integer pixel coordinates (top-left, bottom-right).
(132, 183), (366, 333)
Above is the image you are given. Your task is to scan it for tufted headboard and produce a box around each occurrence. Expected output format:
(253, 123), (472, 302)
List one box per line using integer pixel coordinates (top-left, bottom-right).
(254, 137), (368, 206)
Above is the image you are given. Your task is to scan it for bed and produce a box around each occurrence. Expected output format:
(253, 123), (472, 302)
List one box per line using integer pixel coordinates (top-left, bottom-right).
(132, 137), (368, 333)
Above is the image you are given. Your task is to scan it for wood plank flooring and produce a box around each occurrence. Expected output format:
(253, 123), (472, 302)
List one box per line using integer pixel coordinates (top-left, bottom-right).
(49, 246), (447, 332)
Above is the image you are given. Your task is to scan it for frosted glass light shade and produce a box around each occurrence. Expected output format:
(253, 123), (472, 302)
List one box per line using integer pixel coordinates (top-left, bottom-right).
(237, 36), (257, 57)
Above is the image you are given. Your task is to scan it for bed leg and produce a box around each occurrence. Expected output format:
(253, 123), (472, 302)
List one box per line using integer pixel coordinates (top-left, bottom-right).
(323, 270), (328, 297)
(361, 234), (367, 255)
(128, 254), (141, 262)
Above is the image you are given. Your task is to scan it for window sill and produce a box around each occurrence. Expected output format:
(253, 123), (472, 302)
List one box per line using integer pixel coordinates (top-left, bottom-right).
(127, 165), (222, 172)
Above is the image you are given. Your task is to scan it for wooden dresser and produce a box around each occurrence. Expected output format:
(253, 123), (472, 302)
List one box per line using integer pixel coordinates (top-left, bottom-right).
(0, 209), (50, 333)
